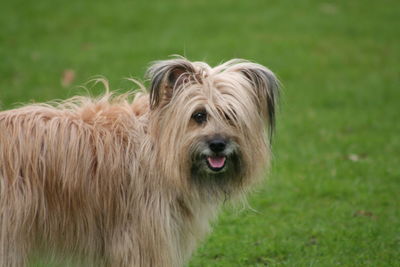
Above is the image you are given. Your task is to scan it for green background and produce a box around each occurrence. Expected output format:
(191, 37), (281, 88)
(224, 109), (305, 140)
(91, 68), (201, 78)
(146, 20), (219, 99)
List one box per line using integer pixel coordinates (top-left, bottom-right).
(1, 0), (399, 266)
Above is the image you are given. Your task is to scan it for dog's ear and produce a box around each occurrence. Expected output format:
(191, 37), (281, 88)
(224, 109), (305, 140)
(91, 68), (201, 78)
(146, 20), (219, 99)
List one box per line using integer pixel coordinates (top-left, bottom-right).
(146, 59), (195, 109)
(238, 62), (280, 136)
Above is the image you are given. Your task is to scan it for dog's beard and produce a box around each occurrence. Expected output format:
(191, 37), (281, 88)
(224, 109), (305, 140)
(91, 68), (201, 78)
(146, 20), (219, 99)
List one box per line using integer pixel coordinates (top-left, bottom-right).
(190, 140), (244, 197)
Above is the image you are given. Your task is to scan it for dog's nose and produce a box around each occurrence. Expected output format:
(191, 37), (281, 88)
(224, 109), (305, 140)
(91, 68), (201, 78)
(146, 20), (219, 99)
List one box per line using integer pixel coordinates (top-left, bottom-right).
(209, 139), (226, 153)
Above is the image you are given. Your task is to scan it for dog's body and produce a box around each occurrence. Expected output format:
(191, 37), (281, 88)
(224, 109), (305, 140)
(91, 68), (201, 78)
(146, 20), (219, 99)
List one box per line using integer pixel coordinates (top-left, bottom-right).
(0, 58), (279, 266)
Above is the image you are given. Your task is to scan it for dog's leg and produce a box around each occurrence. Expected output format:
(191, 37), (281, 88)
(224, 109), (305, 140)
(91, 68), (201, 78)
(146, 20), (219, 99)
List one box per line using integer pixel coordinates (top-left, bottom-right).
(104, 228), (146, 267)
(105, 228), (175, 267)
(0, 207), (29, 266)
(0, 238), (29, 267)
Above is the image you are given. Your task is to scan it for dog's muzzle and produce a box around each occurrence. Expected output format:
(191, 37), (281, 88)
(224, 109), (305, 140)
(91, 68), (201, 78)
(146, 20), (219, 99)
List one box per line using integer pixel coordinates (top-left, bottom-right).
(191, 135), (239, 175)
(206, 138), (228, 172)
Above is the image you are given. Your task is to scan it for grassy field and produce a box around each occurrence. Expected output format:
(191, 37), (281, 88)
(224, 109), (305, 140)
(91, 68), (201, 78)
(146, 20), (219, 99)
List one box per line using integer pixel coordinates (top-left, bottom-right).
(1, 0), (399, 266)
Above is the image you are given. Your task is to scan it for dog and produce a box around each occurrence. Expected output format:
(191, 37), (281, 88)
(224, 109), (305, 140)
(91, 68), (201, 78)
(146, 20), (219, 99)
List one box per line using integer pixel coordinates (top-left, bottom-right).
(0, 57), (279, 266)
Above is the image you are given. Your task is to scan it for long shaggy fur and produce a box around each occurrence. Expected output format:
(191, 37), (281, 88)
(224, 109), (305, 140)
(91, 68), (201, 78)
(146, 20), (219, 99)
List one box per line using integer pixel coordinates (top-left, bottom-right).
(0, 58), (279, 266)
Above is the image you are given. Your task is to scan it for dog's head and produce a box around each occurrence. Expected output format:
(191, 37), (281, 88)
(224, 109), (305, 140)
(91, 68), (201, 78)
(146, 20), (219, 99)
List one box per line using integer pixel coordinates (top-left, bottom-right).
(146, 57), (279, 197)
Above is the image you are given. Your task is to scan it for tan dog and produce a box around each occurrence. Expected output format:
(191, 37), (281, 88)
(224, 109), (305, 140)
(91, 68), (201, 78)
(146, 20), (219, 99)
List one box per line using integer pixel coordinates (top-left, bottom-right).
(0, 58), (279, 266)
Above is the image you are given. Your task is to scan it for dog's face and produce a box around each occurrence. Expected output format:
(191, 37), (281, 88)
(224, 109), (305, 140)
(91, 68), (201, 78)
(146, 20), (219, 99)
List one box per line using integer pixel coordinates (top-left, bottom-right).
(146, 58), (279, 196)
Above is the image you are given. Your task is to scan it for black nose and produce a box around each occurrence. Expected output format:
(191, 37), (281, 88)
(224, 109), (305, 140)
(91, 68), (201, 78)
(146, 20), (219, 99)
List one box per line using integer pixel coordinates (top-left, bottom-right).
(209, 139), (226, 153)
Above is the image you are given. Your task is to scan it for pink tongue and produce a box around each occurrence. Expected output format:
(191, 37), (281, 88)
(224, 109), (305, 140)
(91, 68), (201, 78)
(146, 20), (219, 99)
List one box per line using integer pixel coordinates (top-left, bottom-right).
(207, 156), (226, 168)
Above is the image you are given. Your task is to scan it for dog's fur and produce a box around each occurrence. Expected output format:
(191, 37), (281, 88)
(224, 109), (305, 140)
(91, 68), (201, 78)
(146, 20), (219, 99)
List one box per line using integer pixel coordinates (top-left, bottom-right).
(0, 58), (279, 266)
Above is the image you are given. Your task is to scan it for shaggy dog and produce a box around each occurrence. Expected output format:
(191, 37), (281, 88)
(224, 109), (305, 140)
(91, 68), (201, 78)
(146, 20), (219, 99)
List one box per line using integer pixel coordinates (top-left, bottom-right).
(0, 58), (279, 266)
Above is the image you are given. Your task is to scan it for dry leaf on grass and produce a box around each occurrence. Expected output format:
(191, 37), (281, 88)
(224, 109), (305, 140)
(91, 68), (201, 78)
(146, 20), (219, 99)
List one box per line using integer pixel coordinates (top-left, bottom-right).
(61, 69), (75, 87)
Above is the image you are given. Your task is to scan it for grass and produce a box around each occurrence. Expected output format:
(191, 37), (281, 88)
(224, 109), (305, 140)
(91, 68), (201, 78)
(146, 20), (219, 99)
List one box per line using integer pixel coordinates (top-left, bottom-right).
(1, 0), (399, 266)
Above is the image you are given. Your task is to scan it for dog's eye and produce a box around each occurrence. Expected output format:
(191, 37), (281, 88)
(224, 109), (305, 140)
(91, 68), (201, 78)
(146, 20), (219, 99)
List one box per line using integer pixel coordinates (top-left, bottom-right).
(224, 113), (232, 123)
(223, 111), (237, 126)
(192, 111), (207, 124)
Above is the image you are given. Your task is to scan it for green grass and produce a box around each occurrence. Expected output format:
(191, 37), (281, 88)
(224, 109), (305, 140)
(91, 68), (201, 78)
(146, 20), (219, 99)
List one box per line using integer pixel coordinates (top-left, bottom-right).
(1, 0), (399, 266)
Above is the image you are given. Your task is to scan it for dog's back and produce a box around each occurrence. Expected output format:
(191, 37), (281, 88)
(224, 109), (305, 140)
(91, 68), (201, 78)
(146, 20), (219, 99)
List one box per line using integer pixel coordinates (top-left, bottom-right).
(0, 96), (148, 266)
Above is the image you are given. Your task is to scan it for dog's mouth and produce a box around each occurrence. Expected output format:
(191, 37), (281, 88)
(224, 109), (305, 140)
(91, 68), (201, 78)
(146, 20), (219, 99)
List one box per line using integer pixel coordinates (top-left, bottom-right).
(206, 156), (226, 172)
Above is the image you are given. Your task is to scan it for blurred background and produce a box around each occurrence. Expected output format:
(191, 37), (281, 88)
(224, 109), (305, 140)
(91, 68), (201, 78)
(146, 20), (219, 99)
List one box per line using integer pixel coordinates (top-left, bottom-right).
(1, 0), (399, 266)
